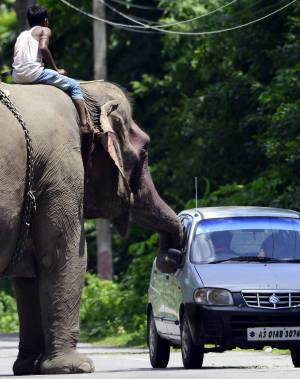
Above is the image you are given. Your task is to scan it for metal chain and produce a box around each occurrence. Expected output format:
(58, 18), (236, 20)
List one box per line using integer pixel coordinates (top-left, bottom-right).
(0, 88), (36, 267)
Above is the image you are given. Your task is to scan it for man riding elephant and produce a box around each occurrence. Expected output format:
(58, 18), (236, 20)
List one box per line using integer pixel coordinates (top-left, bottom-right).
(0, 79), (183, 375)
(12, 5), (93, 133)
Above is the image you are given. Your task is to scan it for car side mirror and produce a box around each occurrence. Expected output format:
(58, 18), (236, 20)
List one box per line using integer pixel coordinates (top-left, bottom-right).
(156, 248), (183, 274)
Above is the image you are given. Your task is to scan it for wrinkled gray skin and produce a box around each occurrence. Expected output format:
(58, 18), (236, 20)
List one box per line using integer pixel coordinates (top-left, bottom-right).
(0, 81), (183, 375)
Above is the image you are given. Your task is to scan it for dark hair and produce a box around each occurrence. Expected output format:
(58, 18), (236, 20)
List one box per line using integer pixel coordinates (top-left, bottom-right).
(211, 231), (233, 248)
(27, 5), (48, 27)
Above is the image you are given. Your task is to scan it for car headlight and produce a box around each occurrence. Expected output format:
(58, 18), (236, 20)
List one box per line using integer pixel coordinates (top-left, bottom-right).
(194, 288), (234, 305)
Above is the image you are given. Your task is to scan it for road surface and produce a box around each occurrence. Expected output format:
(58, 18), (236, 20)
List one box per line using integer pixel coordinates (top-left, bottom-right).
(0, 334), (299, 378)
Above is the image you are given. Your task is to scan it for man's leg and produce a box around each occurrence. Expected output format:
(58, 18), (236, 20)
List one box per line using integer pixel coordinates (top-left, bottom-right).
(34, 69), (94, 132)
(73, 98), (90, 132)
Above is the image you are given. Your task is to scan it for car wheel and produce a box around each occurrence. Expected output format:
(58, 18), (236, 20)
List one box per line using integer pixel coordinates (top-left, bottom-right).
(148, 310), (170, 368)
(181, 314), (204, 369)
(290, 348), (300, 367)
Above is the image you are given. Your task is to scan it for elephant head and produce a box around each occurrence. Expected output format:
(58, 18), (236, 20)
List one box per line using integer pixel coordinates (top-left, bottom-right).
(81, 81), (183, 256)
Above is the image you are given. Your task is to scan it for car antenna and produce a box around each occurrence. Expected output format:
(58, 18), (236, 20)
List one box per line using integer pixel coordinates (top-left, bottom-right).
(195, 177), (198, 209)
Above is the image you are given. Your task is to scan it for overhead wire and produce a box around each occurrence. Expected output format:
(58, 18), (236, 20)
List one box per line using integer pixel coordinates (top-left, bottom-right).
(109, 0), (163, 11)
(59, 0), (238, 29)
(103, 0), (239, 29)
(102, 0), (297, 35)
(59, 0), (157, 34)
(103, 0), (290, 34)
(58, 0), (297, 35)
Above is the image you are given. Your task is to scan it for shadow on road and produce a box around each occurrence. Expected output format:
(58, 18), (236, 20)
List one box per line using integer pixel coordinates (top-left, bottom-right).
(96, 366), (261, 374)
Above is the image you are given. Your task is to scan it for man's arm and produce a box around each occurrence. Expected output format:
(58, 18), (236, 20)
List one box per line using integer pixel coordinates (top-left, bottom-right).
(39, 27), (66, 75)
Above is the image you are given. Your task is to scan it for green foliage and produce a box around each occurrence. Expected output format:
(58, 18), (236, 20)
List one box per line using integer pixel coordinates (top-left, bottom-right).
(118, 234), (158, 336)
(80, 234), (158, 344)
(0, 2), (16, 69)
(0, 291), (18, 333)
(80, 273), (124, 339)
(131, 0), (300, 212)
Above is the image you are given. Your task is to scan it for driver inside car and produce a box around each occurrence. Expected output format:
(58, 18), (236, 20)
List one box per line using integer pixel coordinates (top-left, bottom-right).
(210, 230), (236, 258)
(258, 231), (294, 259)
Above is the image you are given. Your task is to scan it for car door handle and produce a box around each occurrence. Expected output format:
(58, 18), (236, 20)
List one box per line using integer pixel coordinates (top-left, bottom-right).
(165, 275), (169, 280)
(154, 269), (157, 275)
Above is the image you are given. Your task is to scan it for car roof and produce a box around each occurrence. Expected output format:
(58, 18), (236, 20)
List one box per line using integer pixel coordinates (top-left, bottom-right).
(179, 206), (300, 220)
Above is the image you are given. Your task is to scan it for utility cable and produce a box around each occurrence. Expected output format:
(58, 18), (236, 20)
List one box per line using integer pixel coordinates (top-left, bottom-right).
(109, 0), (163, 11)
(104, 0), (238, 29)
(57, 0), (155, 33)
(58, 0), (297, 35)
(60, 0), (238, 29)
(104, 0), (286, 33)
(59, 0), (151, 28)
(103, 0), (297, 34)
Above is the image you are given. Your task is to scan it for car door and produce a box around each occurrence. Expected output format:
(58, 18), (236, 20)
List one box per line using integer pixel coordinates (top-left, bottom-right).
(164, 216), (193, 336)
(148, 259), (169, 335)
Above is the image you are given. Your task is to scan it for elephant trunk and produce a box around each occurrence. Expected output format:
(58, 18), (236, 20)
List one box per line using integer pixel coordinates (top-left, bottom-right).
(131, 160), (183, 252)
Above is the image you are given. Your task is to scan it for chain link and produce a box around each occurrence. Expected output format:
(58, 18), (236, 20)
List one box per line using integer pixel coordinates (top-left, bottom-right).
(0, 88), (36, 267)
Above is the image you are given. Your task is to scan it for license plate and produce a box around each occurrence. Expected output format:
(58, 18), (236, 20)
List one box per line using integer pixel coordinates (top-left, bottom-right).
(247, 327), (300, 341)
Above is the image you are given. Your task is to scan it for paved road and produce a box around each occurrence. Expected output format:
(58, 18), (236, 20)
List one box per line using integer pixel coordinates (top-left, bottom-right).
(0, 335), (299, 378)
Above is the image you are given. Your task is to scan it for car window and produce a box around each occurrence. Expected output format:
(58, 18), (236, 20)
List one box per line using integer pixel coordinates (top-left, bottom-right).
(191, 217), (300, 263)
(180, 216), (192, 253)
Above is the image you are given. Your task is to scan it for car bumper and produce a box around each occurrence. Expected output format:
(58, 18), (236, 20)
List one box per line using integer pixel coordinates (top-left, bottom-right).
(185, 302), (300, 349)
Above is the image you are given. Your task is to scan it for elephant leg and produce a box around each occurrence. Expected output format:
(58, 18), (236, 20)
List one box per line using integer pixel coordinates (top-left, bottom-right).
(32, 191), (94, 374)
(12, 277), (44, 375)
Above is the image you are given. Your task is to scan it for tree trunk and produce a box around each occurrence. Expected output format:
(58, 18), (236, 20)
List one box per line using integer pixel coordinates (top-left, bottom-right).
(96, 219), (112, 280)
(93, 0), (107, 80)
(15, 0), (36, 33)
(93, 0), (112, 280)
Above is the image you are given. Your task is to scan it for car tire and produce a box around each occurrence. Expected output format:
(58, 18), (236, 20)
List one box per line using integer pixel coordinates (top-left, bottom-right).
(181, 314), (204, 369)
(290, 348), (300, 367)
(148, 310), (170, 368)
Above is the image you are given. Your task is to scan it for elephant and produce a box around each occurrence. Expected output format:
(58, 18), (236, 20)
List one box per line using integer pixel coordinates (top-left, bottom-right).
(0, 80), (183, 375)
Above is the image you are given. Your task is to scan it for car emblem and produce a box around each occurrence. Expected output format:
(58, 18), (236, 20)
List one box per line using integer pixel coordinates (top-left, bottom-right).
(269, 294), (280, 305)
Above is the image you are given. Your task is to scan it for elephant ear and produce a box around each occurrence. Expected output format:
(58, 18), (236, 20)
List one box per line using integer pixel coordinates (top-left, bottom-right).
(98, 100), (133, 235)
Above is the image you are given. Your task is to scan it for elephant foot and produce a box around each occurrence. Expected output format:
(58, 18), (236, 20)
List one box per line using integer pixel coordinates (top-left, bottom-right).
(40, 350), (95, 374)
(13, 353), (42, 376)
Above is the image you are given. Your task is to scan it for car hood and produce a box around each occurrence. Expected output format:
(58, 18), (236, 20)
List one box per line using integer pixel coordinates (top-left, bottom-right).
(194, 263), (300, 291)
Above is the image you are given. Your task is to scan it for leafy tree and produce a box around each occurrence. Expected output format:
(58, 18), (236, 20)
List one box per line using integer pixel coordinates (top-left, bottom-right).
(132, 0), (300, 210)
(0, 1), (16, 72)
(1, 0), (300, 342)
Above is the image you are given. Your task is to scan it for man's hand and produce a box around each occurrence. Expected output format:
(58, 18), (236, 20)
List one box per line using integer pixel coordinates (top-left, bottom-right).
(57, 69), (67, 76)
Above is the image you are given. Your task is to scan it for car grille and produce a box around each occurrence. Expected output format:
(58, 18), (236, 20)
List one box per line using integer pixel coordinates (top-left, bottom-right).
(242, 291), (300, 309)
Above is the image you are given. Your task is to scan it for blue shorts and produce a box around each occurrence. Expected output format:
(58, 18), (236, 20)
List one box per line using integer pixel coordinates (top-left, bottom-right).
(34, 69), (84, 100)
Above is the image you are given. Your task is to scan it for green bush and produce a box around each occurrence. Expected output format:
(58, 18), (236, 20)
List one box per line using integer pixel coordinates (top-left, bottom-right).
(80, 273), (125, 340)
(0, 291), (18, 332)
(119, 234), (157, 334)
(80, 234), (158, 344)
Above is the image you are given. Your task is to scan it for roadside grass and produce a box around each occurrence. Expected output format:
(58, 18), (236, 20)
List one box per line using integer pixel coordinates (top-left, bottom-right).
(271, 348), (290, 355)
(80, 332), (147, 348)
(79, 333), (291, 357)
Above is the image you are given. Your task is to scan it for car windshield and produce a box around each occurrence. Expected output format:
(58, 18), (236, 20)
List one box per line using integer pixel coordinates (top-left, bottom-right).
(191, 217), (300, 264)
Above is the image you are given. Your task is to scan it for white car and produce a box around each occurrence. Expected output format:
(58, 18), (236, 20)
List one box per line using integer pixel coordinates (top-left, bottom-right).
(147, 206), (300, 369)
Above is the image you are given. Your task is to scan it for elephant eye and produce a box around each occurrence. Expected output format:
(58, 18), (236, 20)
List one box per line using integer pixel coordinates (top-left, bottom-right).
(111, 115), (121, 123)
(111, 116), (126, 142)
(112, 115), (127, 130)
